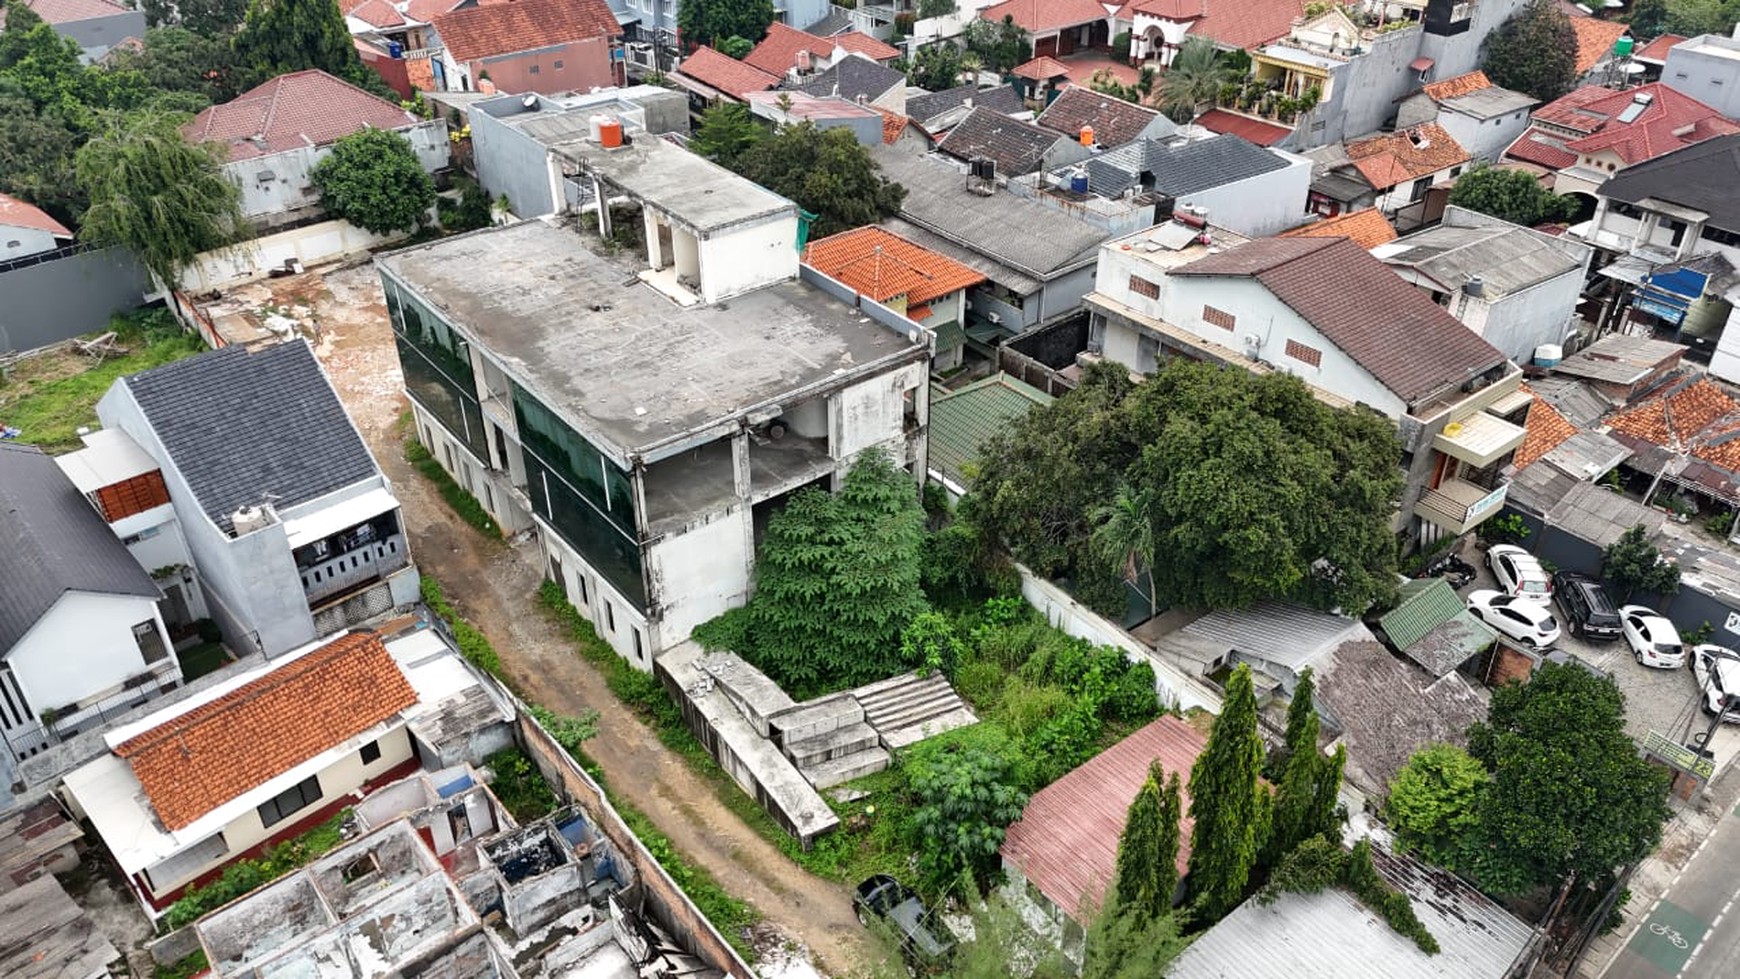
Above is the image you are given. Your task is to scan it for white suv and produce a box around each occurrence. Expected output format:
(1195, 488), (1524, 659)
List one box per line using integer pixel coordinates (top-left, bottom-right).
(1487, 544), (1553, 605)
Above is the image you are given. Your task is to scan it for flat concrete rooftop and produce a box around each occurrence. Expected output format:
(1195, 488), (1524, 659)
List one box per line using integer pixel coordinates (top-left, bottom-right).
(555, 134), (793, 233)
(379, 220), (922, 462)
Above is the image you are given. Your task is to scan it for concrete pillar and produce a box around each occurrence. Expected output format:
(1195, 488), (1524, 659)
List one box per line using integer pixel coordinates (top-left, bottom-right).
(672, 228), (700, 286)
(644, 210), (663, 269)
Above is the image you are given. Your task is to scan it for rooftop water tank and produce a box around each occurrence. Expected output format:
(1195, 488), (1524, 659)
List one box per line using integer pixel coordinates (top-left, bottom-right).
(1535, 343), (1564, 368)
(1069, 170), (1088, 193)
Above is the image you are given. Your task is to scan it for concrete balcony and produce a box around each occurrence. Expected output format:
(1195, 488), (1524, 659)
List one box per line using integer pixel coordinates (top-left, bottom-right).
(1432, 412), (1526, 469)
(1416, 478), (1509, 536)
(300, 533), (410, 605)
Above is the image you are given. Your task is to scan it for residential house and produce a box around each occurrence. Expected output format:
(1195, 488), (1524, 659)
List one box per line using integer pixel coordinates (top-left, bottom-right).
(1000, 715), (1205, 924)
(1087, 231), (1523, 543)
(1661, 33), (1740, 119)
(0, 191), (72, 262)
(11, 0), (144, 62)
(1634, 32), (1688, 83)
(59, 627), (512, 915)
(430, 0), (620, 95)
(1034, 86), (1177, 149)
(1569, 16), (1632, 86)
(980, 0), (1110, 60)
(340, 0), (457, 94)
(1195, 107), (1294, 148)
(904, 83), (1027, 142)
(1128, 0), (1304, 67)
(1169, 834), (1530, 978)
(1374, 205), (1592, 363)
(0, 443), (174, 810)
(670, 46), (779, 104)
(1342, 122), (1471, 223)
(1011, 55), (1073, 103)
(742, 22), (899, 81)
(182, 69), (449, 230)
(1549, 334), (1689, 402)
(1573, 134), (1740, 370)
(1280, 206), (1397, 247)
(0, 877), (118, 977)
(937, 105), (1092, 177)
(802, 226), (987, 370)
(926, 374), (1053, 496)
(794, 54), (907, 114)
(1603, 375), (1740, 513)
(1376, 578), (1497, 678)
(871, 146), (1111, 336)
(1393, 70), (1536, 162)
(1318, 638), (1491, 796)
(746, 91), (886, 145)
(466, 86), (689, 218)
(96, 341), (419, 657)
(378, 141), (930, 667)
(1503, 82), (1740, 203)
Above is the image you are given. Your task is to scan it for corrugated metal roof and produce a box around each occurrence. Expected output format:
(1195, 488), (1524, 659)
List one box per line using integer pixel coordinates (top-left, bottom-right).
(1380, 578), (1468, 650)
(927, 373), (1051, 489)
(1183, 601), (1371, 673)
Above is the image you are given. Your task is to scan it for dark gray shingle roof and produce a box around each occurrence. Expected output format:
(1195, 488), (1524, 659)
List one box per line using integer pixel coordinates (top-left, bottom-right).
(1149, 134), (1290, 197)
(795, 55), (904, 102)
(907, 84), (1022, 126)
(122, 341), (380, 534)
(1597, 133), (1740, 233)
(937, 106), (1064, 176)
(0, 443), (159, 652)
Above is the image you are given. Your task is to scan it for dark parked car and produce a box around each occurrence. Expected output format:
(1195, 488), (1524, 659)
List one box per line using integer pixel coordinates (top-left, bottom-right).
(1552, 570), (1622, 641)
(854, 875), (954, 970)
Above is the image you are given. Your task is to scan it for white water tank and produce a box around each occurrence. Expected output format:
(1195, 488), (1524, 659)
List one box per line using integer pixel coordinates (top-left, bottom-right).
(1534, 343), (1564, 368)
(231, 504), (277, 536)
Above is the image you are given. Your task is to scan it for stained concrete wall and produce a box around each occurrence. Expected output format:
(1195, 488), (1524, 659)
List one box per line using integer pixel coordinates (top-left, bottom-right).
(0, 248), (150, 354)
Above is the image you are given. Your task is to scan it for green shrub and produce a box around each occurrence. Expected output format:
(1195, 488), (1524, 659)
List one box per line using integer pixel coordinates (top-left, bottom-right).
(485, 747), (559, 822)
(404, 438), (500, 537)
(164, 809), (352, 929)
(953, 660), (1006, 711)
(995, 676), (1072, 739)
(156, 951), (208, 979)
(420, 575), (503, 678)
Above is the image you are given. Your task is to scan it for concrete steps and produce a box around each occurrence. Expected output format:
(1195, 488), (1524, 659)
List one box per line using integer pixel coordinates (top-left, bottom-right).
(782, 720), (882, 769)
(768, 694), (863, 746)
(852, 672), (979, 749)
(802, 745), (892, 789)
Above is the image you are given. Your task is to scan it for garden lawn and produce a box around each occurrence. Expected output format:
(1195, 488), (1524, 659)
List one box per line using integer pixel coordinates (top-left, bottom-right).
(176, 641), (232, 682)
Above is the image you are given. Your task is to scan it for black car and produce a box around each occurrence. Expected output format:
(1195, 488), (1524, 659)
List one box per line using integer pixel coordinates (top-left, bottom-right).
(854, 875), (954, 970)
(1552, 570), (1622, 641)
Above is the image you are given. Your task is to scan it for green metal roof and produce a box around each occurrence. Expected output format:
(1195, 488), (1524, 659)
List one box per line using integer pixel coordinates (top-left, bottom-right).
(933, 320), (966, 353)
(928, 372), (1052, 490)
(1379, 577), (1497, 677)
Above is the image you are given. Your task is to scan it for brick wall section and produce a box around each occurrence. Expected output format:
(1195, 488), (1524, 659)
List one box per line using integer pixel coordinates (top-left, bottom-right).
(1484, 643), (1537, 687)
(513, 709), (754, 979)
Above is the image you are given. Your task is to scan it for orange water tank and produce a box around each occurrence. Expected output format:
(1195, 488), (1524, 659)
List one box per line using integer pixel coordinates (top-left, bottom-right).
(599, 117), (624, 148)
(1079, 125), (1095, 147)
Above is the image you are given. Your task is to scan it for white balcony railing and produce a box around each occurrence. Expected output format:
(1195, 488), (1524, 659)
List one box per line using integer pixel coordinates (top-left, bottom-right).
(301, 533), (410, 605)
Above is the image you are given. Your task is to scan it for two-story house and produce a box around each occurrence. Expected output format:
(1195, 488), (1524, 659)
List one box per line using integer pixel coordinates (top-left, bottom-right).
(803, 226), (987, 372)
(1342, 123), (1471, 224)
(0, 443), (177, 810)
(430, 0), (620, 95)
(96, 341), (420, 658)
(1661, 33), (1740, 120)
(1393, 70), (1535, 162)
(378, 137), (932, 668)
(1086, 228), (1521, 546)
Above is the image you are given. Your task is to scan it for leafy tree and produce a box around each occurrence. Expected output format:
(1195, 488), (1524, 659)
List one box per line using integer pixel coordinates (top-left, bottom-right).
(677, 0), (775, 50)
(141, 0), (248, 33)
(731, 122), (906, 238)
(905, 732), (1029, 890)
(1187, 664), (1266, 920)
(717, 35), (753, 59)
(917, 0), (956, 18)
(1604, 524), (1681, 600)
(1464, 662), (1672, 894)
(1664, 0), (1740, 36)
(1158, 36), (1229, 123)
(962, 15), (1028, 73)
(1481, 0), (1578, 102)
(1446, 164), (1576, 226)
(900, 610), (968, 678)
(698, 449), (926, 696)
(1629, 0), (1669, 38)
(1090, 484), (1157, 619)
(1112, 762), (1169, 918)
(971, 360), (1403, 618)
(1080, 898), (1187, 979)
(310, 127), (436, 234)
(105, 27), (245, 105)
(689, 101), (762, 166)
(75, 108), (246, 288)
(1385, 743), (1488, 869)
(0, 81), (83, 224)
(233, 0), (372, 89)
(906, 43), (965, 91)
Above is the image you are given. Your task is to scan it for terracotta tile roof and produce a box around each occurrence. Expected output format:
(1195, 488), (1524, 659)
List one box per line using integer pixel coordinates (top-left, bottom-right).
(1516, 83), (1740, 168)
(116, 632), (417, 831)
(676, 46), (778, 98)
(982, 0), (1108, 34)
(347, 0), (405, 28)
(432, 0), (617, 63)
(832, 31), (900, 62)
(1634, 33), (1687, 63)
(1513, 391), (1576, 469)
(1606, 377), (1740, 472)
(1036, 86), (1166, 147)
(1000, 715), (1204, 920)
(1173, 236), (1508, 403)
(23, 0), (128, 24)
(875, 108), (908, 145)
(1195, 107), (1290, 146)
(1134, 0), (1306, 50)
(1013, 55), (1072, 80)
(804, 226), (985, 305)
(1422, 70), (1492, 102)
(0, 191), (72, 238)
(1504, 127), (1577, 169)
(1570, 17), (1630, 75)
(1346, 122), (1470, 189)
(743, 23), (891, 75)
(182, 69), (420, 162)
(1280, 207), (1395, 249)
(402, 0), (474, 23)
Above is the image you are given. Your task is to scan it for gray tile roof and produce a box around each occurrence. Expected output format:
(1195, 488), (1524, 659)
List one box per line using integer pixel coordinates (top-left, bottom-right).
(0, 443), (159, 653)
(121, 341), (380, 534)
(795, 55), (904, 103)
(1375, 223), (1583, 300)
(872, 147), (1108, 281)
(936, 106), (1063, 176)
(1035, 87), (1174, 148)
(906, 84), (1022, 128)
(1598, 133), (1740, 233)
(1148, 133), (1290, 197)
(802, 8), (853, 35)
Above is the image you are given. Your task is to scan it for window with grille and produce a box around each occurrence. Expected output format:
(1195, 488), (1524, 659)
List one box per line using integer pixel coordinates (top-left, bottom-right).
(1203, 306), (1236, 330)
(1128, 275), (1160, 299)
(1285, 338), (1323, 368)
(258, 775), (323, 828)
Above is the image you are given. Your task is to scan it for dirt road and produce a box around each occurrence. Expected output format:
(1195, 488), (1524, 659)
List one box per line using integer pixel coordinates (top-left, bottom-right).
(293, 263), (866, 974)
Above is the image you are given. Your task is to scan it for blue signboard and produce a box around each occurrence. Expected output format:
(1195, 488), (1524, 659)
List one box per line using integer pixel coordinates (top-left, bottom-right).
(1634, 295), (1689, 325)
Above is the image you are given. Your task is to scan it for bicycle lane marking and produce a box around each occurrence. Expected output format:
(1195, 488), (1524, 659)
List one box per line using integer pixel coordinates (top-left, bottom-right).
(1632, 900), (1710, 975)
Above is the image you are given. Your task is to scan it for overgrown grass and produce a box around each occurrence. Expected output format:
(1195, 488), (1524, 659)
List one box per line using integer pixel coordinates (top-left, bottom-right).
(154, 950), (208, 979)
(485, 746), (561, 822)
(164, 809), (351, 929)
(404, 437), (501, 538)
(421, 575), (504, 679)
(0, 308), (204, 454)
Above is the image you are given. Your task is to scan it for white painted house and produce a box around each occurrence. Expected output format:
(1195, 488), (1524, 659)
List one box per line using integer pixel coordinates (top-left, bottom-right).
(97, 341), (419, 659)
(0, 443), (177, 811)
(0, 191), (73, 262)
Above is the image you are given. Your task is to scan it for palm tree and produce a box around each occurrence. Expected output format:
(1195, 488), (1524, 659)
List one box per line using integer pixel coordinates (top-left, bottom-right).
(1091, 484), (1159, 618)
(1158, 37), (1231, 123)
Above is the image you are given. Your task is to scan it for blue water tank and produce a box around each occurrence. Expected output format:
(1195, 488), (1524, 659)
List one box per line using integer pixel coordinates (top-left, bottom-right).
(388, 41), (404, 58)
(1069, 170), (1088, 194)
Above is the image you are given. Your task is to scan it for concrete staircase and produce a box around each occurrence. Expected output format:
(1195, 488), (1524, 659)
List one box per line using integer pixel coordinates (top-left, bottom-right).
(852, 672), (979, 750)
(770, 696), (891, 789)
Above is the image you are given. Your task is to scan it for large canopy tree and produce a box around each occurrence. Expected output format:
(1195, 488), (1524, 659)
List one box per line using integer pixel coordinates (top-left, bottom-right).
(1447, 164), (1576, 227)
(233, 0), (377, 90)
(677, 0), (775, 50)
(971, 360), (1403, 617)
(730, 122), (906, 238)
(75, 108), (246, 288)
(311, 127), (436, 234)
(1481, 0), (1578, 102)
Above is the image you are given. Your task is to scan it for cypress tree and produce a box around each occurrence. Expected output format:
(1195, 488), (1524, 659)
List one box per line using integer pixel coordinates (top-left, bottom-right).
(1156, 771), (1182, 910)
(1187, 664), (1265, 920)
(1267, 666), (1316, 778)
(1306, 744), (1347, 842)
(1266, 706), (1322, 868)
(1113, 763), (1167, 917)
